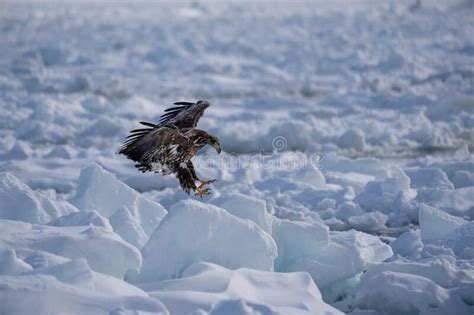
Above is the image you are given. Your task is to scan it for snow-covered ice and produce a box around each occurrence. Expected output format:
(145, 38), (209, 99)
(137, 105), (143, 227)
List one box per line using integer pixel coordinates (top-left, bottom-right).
(0, 219), (141, 279)
(419, 203), (467, 241)
(0, 0), (473, 314)
(0, 259), (169, 315)
(140, 262), (342, 315)
(139, 199), (277, 282)
(0, 172), (77, 223)
(71, 163), (167, 236)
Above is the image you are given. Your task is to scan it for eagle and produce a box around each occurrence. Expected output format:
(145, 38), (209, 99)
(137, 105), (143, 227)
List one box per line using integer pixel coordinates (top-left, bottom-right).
(118, 100), (221, 197)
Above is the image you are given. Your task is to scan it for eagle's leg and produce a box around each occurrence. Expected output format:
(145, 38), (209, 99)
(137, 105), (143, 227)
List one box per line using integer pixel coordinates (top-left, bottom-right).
(197, 179), (217, 189)
(195, 187), (211, 198)
(176, 162), (197, 195)
(186, 161), (217, 189)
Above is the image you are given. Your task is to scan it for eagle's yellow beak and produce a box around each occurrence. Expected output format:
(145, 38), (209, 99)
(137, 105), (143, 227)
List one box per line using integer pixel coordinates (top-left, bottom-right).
(212, 142), (222, 154)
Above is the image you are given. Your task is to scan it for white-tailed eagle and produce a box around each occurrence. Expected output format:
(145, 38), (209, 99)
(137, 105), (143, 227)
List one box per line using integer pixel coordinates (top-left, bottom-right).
(118, 100), (221, 197)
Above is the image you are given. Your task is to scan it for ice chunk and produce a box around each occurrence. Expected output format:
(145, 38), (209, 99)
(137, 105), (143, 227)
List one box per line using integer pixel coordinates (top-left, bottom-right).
(405, 167), (454, 190)
(272, 218), (329, 271)
(335, 202), (365, 221)
(23, 250), (70, 269)
(286, 230), (393, 288)
(419, 204), (467, 241)
(0, 249), (33, 275)
(390, 230), (423, 259)
(325, 171), (375, 195)
(70, 163), (167, 236)
(210, 193), (272, 234)
(347, 212), (388, 233)
(26, 258), (94, 288)
(432, 222), (474, 258)
(0, 172), (77, 224)
(337, 129), (366, 151)
(453, 170), (474, 189)
(355, 271), (469, 315)
(48, 210), (112, 230)
(39, 46), (71, 66)
(365, 256), (474, 289)
(0, 219), (141, 278)
(0, 259), (168, 315)
(142, 262), (342, 315)
(293, 185), (354, 211)
(287, 167), (326, 189)
(139, 200), (277, 282)
(354, 167), (416, 213)
(416, 187), (474, 218)
(433, 161), (474, 189)
(46, 145), (76, 159)
(109, 206), (148, 249)
(254, 176), (303, 194)
(0, 141), (32, 160)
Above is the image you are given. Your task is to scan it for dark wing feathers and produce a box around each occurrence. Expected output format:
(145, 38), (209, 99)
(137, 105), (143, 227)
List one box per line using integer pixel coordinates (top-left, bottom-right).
(120, 125), (155, 149)
(159, 103), (193, 124)
(119, 127), (181, 164)
(173, 101), (195, 106)
(118, 100), (212, 194)
(158, 100), (209, 129)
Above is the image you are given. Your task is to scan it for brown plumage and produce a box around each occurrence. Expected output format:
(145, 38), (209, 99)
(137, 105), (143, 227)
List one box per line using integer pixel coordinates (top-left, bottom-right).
(118, 100), (221, 196)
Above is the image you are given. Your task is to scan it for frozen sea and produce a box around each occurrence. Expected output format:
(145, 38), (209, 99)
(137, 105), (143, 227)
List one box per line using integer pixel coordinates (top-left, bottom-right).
(0, 0), (473, 314)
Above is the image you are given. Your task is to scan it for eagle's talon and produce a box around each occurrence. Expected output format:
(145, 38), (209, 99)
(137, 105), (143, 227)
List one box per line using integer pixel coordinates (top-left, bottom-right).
(195, 188), (211, 198)
(198, 179), (217, 189)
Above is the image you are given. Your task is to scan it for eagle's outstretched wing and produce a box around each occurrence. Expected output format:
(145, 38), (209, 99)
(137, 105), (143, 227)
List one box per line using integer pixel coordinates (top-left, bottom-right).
(118, 126), (187, 171)
(158, 100), (210, 129)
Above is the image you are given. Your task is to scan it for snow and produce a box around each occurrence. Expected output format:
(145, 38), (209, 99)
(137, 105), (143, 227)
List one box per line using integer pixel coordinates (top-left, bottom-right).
(109, 206), (148, 249)
(140, 262), (342, 315)
(0, 172), (78, 224)
(0, 0), (473, 313)
(139, 200), (277, 282)
(0, 219), (141, 279)
(354, 271), (469, 315)
(48, 209), (112, 230)
(71, 163), (167, 236)
(0, 249), (33, 275)
(285, 230), (393, 288)
(210, 193), (273, 234)
(354, 167), (416, 213)
(364, 257), (474, 290)
(0, 259), (169, 315)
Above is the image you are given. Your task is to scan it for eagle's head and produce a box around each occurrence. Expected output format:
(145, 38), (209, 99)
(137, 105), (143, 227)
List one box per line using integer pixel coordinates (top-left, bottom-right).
(196, 100), (210, 108)
(207, 133), (221, 154)
(189, 129), (221, 154)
